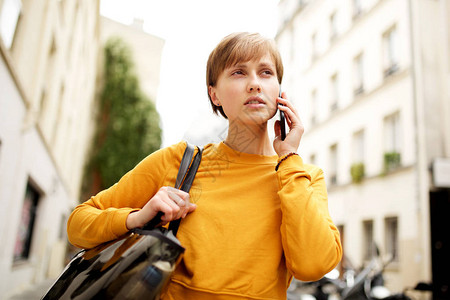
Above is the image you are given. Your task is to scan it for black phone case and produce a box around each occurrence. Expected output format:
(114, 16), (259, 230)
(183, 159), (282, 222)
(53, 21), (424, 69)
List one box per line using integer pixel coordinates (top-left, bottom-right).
(279, 90), (286, 140)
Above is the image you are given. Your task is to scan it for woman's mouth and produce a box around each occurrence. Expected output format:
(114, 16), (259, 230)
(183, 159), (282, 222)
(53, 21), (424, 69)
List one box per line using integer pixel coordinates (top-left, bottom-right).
(245, 97), (265, 108)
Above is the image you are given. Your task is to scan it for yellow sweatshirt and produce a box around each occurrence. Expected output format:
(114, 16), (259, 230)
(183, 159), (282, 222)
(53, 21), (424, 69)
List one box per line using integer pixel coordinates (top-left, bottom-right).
(68, 141), (342, 300)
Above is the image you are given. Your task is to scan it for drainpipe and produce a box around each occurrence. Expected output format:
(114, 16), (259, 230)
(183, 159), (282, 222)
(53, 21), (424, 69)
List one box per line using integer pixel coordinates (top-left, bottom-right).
(439, 0), (450, 158)
(407, 0), (431, 281)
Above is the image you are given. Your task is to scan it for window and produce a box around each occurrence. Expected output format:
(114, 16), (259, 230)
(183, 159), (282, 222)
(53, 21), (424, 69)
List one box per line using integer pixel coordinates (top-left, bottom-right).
(330, 73), (339, 112)
(0, 0), (22, 48)
(353, 53), (364, 96)
(363, 220), (374, 261)
(353, 0), (363, 19)
(39, 36), (57, 128)
(59, 214), (69, 240)
(351, 130), (365, 183)
(311, 89), (318, 126)
(52, 84), (65, 144)
(14, 182), (41, 262)
(311, 31), (319, 61)
(330, 11), (338, 41)
(337, 225), (346, 275)
(384, 112), (401, 152)
(384, 112), (401, 172)
(383, 26), (399, 77)
(329, 144), (338, 185)
(353, 130), (365, 163)
(385, 217), (398, 262)
(337, 225), (345, 245)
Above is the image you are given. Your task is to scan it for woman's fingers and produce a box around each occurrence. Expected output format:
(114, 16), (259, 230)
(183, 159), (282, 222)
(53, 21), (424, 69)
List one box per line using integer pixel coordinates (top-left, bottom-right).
(168, 190), (185, 206)
(273, 93), (304, 156)
(157, 199), (179, 222)
(128, 186), (197, 230)
(277, 98), (300, 128)
(159, 186), (195, 220)
(127, 186), (196, 229)
(165, 186), (190, 204)
(164, 186), (191, 218)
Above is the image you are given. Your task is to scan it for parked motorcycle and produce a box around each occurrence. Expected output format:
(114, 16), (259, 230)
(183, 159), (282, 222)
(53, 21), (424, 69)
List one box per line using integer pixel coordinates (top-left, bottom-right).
(289, 245), (411, 300)
(339, 255), (410, 300)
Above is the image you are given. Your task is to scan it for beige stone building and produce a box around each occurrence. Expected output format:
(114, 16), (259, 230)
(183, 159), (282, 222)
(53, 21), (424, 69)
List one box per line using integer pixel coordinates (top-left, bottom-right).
(0, 0), (100, 296)
(0, 0), (166, 297)
(276, 0), (449, 295)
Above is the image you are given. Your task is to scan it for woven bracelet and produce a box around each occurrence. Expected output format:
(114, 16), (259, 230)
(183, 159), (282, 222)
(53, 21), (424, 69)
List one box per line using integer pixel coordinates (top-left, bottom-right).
(275, 152), (299, 171)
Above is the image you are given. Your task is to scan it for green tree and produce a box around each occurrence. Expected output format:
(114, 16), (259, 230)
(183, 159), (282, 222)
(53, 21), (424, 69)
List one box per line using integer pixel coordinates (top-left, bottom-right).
(83, 37), (162, 196)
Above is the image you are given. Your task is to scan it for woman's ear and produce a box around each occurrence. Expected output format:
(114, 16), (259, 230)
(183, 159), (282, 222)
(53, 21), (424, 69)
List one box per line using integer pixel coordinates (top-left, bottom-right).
(209, 86), (221, 106)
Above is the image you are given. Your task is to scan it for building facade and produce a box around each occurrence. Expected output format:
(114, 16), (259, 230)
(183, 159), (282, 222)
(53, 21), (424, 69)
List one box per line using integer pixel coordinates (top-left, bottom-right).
(276, 0), (449, 294)
(0, 0), (100, 296)
(1, 1), (166, 297)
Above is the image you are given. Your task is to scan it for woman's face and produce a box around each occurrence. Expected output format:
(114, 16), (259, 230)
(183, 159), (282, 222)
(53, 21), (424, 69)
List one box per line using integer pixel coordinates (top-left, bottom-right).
(209, 54), (280, 125)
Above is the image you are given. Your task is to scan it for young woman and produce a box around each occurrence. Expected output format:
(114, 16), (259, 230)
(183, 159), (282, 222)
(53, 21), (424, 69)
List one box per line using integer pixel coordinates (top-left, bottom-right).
(68, 32), (342, 300)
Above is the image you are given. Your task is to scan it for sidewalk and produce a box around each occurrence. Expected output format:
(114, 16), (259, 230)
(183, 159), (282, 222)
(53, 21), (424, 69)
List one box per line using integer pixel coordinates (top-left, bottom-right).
(5, 279), (54, 300)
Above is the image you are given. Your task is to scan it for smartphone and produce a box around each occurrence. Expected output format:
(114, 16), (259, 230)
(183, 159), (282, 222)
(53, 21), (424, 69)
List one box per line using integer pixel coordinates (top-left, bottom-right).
(279, 89), (286, 141)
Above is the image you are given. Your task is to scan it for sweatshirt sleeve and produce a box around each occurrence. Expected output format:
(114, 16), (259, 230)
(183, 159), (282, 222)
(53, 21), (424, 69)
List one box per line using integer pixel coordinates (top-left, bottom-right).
(67, 142), (186, 249)
(277, 154), (342, 281)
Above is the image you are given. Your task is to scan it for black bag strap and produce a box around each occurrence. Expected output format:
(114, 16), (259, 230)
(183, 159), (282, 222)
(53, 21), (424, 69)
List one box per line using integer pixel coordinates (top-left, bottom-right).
(169, 145), (203, 235)
(175, 143), (195, 189)
(180, 146), (203, 192)
(142, 143), (202, 233)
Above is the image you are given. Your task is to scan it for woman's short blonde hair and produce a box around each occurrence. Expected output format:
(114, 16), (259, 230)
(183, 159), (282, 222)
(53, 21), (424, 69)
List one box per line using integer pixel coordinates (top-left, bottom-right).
(206, 32), (284, 119)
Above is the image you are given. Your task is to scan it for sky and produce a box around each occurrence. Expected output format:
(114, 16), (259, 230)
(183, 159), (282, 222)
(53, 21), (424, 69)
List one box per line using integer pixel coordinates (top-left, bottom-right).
(100, 0), (280, 147)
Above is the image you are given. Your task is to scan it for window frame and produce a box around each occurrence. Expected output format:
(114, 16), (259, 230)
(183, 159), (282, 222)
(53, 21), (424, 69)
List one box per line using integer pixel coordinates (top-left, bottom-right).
(385, 216), (399, 262)
(353, 52), (364, 96)
(383, 25), (399, 78)
(362, 219), (375, 261)
(13, 181), (41, 263)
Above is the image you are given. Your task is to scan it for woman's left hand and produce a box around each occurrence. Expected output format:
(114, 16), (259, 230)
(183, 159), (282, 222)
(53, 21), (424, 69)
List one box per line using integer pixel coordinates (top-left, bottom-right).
(273, 92), (304, 157)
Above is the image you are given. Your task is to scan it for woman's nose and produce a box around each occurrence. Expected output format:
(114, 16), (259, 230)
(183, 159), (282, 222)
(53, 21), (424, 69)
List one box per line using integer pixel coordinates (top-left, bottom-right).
(249, 86), (261, 92)
(247, 74), (261, 93)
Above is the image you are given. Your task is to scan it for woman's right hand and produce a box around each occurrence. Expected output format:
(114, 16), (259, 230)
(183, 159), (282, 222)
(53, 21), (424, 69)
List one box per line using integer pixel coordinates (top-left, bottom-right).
(126, 186), (197, 230)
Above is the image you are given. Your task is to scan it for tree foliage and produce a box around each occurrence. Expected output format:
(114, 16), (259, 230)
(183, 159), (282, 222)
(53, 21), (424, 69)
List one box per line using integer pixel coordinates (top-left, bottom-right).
(84, 37), (162, 194)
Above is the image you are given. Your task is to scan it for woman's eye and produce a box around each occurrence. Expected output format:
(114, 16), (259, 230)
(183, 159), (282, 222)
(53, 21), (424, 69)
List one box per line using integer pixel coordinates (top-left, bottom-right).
(232, 70), (244, 75)
(261, 70), (274, 76)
